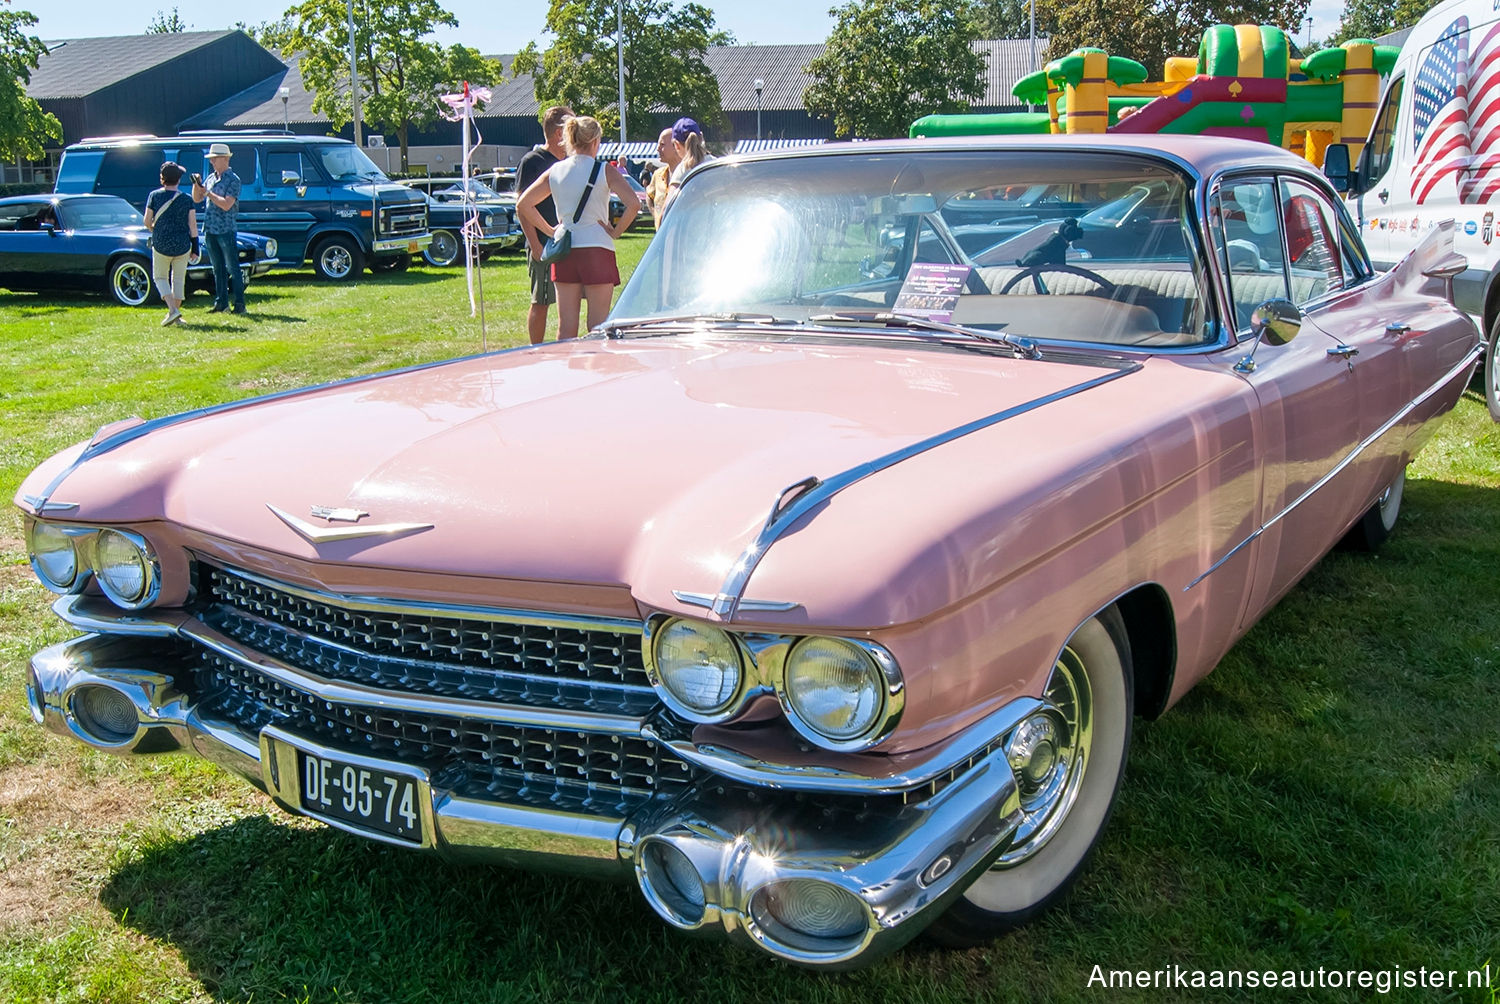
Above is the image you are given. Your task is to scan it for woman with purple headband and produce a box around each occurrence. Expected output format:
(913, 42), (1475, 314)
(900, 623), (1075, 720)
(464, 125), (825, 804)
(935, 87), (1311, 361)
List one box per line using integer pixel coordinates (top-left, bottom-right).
(660, 116), (713, 218)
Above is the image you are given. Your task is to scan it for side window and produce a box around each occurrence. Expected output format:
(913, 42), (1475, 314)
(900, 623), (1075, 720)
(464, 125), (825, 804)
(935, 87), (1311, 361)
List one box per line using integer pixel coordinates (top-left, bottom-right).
(1216, 178), (1288, 330)
(93, 148), (163, 194)
(1279, 178), (1344, 303)
(1365, 76), (1403, 184)
(55, 150), (104, 191)
(230, 148), (259, 187)
(264, 150), (319, 185)
(0, 201), (47, 231)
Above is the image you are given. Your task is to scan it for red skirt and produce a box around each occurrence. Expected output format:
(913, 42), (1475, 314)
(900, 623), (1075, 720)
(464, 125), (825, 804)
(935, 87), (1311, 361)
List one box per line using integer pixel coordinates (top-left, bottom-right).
(552, 246), (620, 286)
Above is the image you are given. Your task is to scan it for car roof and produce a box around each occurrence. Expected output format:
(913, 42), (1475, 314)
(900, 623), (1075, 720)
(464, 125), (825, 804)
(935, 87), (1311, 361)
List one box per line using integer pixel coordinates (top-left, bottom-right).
(66, 134), (351, 150)
(0, 193), (120, 206)
(716, 133), (1317, 181)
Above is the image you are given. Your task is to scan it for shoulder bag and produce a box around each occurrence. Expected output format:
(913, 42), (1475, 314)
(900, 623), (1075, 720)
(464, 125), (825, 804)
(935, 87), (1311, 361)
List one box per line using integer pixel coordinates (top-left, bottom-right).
(540, 159), (603, 266)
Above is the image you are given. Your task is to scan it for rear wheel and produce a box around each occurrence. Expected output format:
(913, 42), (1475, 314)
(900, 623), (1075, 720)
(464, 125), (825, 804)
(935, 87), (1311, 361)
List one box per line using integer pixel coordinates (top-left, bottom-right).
(928, 608), (1133, 946)
(107, 256), (153, 306)
(1341, 467), (1406, 552)
(422, 229), (461, 267)
(312, 235), (364, 281)
(1486, 314), (1500, 421)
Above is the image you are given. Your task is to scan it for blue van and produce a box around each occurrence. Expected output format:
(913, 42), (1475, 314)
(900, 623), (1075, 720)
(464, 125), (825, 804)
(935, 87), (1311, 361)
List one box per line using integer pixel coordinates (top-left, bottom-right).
(55, 132), (431, 280)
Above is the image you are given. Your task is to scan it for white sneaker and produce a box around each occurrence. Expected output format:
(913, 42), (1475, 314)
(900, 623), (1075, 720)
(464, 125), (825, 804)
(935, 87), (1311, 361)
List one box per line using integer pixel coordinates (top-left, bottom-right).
(161, 308), (182, 327)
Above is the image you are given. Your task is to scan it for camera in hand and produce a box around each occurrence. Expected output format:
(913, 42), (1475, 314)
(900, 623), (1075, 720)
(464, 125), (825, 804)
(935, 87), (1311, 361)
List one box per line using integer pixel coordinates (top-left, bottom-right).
(191, 173), (202, 185)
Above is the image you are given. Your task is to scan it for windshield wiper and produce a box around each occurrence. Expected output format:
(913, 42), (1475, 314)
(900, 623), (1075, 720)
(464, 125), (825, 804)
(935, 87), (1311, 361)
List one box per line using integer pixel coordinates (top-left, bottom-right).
(596, 312), (799, 338)
(806, 310), (1042, 359)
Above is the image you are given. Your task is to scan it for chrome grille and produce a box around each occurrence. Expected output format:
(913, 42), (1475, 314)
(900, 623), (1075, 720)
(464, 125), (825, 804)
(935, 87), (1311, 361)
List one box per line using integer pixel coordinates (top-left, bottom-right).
(196, 652), (695, 810)
(194, 564), (655, 715)
(379, 203), (426, 236)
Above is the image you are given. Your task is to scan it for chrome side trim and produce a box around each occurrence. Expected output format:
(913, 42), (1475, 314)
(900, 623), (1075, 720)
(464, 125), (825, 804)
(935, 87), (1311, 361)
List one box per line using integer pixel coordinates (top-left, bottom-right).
(26, 339), (535, 510)
(20, 495), (78, 514)
(211, 562), (645, 636)
(711, 363), (1142, 621)
(53, 593), (185, 636)
(1186, 342), (1484, 590)
(641, 696), (1045, 795)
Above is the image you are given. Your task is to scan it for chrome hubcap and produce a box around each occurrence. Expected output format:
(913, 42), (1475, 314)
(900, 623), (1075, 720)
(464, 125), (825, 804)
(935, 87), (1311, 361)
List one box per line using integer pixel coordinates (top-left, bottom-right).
(115, 263), (149, 304)
(322, 246), (352, 277)
(428, 231), (458, 265)
(995, 646), (1091, 868)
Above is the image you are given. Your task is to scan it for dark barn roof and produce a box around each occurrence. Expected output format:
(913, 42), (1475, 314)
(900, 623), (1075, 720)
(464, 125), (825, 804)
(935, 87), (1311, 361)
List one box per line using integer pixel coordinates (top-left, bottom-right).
(31, 31), (288, 143)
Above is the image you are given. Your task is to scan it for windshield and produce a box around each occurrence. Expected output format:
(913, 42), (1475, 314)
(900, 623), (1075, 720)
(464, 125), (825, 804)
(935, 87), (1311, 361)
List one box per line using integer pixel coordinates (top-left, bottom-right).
(613, 151), (1214, 348)
(58, 196), (143, 229)
(309, 143), (389, 182)
(435, 179), (504, 201)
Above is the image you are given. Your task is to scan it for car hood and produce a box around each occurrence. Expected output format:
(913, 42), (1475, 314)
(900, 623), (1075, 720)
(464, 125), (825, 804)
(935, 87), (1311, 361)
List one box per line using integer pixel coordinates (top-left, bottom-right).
(28, 336), (1143, 621)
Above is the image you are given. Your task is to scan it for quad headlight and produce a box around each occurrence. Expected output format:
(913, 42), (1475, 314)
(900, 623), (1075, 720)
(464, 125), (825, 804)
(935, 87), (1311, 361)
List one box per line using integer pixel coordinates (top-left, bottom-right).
(264, 238), (278, 259)
(26, 521), (84, 593)
(92, 529), (160, 609)
(649, 618), (745, 719)
(782, 637), (898, 748)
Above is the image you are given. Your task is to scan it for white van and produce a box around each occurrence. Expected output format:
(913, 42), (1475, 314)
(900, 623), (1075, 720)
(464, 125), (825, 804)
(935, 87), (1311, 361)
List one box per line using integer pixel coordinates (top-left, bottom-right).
(1329, 0), (1500, 418)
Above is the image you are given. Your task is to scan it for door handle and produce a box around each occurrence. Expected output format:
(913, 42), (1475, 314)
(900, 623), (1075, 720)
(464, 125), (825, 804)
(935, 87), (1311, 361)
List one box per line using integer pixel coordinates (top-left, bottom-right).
(1327, 344), (1359, 359)
(1378, 189), (1389, 202)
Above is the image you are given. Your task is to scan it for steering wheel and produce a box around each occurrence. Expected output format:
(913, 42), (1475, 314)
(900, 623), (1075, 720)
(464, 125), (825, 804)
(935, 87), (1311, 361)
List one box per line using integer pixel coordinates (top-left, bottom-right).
(999, 263), (1117, 296)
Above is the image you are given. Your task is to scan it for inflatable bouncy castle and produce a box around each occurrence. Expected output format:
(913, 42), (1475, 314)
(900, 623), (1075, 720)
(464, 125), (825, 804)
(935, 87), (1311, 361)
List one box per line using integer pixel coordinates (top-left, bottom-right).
(911, 24), (1400, 169)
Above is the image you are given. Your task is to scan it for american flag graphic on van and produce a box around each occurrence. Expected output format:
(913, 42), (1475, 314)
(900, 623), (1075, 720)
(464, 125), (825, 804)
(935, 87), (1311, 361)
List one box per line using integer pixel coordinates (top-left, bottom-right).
(1410, 17), (1470, 204)
(1460, 19), (1500, 203)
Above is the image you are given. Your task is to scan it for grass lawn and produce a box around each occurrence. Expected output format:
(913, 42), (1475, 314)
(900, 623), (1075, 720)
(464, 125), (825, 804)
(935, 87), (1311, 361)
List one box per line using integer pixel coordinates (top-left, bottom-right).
(1, 240), (1498, 1003)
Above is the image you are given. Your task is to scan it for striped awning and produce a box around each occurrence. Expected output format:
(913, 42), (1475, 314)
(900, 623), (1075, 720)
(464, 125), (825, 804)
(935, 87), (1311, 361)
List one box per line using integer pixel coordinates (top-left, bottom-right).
(732, 138), (828, 153)
(597, 141), (660, 159)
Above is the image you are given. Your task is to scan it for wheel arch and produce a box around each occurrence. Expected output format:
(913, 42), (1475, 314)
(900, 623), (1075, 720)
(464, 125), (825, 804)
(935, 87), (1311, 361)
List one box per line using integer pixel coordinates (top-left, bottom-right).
(1112, 582), (1176, 720)
(1483, 265), (1500, 338)
(307, 225), (369, 256)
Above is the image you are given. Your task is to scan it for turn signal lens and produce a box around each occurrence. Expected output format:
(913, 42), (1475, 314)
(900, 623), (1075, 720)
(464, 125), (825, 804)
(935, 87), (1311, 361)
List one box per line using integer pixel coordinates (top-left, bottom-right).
(752, 879), (868, 942)
(93, 529), (157, 608)
(26, 522), (81, 592)
(650, 619), (744, 717)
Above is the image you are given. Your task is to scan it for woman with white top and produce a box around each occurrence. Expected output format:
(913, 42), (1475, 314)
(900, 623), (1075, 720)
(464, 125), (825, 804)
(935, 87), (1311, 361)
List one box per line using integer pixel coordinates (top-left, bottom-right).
(517, 115), (639, 340)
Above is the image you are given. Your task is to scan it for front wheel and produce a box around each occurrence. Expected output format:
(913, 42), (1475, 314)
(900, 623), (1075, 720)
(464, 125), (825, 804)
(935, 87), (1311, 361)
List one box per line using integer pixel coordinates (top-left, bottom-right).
(1486, 314), (1500, 422)
(107, 256), (154, 306)
(927, 608), (1133, 946)
(1341, 466), (1406, 552)
(312, 235), (365, 281)
(422, 229), (461, 267)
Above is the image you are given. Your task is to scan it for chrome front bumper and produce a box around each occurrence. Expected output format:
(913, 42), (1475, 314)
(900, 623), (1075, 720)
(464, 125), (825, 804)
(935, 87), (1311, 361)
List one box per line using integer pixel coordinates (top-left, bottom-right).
(28, 631), (1027, 967)
(373, 234), (433, 253)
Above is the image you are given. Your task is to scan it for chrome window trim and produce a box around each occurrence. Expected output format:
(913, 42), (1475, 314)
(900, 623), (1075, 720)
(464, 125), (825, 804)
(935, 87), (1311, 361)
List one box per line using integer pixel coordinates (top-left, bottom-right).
(709, 361), (1141, 621)
(1185, 342), (1484, 591)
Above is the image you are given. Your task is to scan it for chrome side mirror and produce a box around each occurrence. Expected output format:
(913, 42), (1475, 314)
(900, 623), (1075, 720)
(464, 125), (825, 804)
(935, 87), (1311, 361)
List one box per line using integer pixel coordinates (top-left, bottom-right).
(1250, 298), (1302, 346)
(1236, 298), (1302, 373)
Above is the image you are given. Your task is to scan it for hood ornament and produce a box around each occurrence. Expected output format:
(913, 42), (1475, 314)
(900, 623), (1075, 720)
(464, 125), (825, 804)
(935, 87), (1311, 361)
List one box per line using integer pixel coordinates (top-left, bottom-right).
(266, 504), (433, 544)
(310, 504), (370, 523)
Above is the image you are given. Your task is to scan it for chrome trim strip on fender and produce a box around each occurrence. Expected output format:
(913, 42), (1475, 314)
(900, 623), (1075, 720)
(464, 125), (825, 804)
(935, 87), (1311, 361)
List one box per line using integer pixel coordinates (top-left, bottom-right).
(25, 340), (539, 511)
(710, 363), (1142, 621)
(641, 696), (1044, 795)
(671, 591), (799, 612)
(1185, 342), (1485, 591)
(266, 504), (434, 544)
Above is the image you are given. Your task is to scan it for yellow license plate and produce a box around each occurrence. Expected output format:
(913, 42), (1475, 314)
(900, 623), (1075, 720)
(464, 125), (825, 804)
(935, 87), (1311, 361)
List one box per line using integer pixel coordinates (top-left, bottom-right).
(408, 241), (419, 252)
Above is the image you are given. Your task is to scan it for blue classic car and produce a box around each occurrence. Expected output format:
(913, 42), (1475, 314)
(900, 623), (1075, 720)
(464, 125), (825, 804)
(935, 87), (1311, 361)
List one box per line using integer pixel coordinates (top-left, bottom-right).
(0, 194), (278, 307)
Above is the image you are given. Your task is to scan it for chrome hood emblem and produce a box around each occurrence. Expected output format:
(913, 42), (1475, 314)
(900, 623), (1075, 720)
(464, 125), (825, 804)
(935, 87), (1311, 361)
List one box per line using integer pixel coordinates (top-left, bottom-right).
(266, 504), (433, 544)
(309, 504), (370, 523)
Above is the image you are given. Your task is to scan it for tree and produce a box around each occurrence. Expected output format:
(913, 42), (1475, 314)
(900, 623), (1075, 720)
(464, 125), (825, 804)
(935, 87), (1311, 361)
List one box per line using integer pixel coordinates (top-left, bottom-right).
(264, 0), (502, 169)
(803, 0), (989, 139)
(146, 7), (189, 32)
(0, 3), (62, 162)
(511, 0), (725, 140)
(1331, 0), (1437, 43)
(970, 0), (1032, 39)
(1038, 0), (1310, 77)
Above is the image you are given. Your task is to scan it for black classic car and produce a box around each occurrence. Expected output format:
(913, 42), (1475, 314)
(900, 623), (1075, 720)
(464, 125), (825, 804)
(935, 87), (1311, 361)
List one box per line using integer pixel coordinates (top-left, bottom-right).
(397, 182), (523, 267)
(0, 194), (278, 307)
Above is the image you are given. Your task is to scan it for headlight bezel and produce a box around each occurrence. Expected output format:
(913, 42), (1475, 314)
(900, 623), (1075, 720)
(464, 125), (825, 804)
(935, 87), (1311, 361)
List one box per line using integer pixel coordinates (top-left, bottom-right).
(643, 616), (752, 723)
(91, 528), (162, 610)
(25, 520), (89, 594)
(779, 636), (905, 752)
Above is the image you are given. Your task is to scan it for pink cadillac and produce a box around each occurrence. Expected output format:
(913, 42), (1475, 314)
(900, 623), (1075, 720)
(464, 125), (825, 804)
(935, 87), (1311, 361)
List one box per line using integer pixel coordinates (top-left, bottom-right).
(16, 137), (1481, 967)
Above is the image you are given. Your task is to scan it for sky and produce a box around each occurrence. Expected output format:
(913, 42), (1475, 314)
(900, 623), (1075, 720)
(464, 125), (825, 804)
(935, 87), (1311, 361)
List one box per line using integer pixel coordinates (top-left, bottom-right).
(28, 0), (1347, 55)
